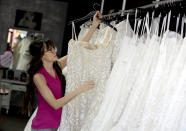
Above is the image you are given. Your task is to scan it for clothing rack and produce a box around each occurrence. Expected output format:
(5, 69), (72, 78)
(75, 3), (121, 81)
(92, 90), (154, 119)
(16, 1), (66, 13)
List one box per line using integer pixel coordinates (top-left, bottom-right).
(152, 0), (183, 5)
(136, 0), (183, 9)
(68, 0), (184, 25)
(103, 0), (184, 19)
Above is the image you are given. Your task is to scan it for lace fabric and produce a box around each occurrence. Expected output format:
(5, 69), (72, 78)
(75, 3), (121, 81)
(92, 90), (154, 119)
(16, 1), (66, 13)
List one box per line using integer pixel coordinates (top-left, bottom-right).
(59, 38), (114, 131)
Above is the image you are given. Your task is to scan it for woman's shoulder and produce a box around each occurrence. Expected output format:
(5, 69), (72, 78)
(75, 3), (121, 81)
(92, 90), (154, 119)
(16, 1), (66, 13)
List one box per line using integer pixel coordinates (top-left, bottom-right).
(34, 67), (46, 79)
(33, 73), (48, 90)
(33, 73), (46, 83)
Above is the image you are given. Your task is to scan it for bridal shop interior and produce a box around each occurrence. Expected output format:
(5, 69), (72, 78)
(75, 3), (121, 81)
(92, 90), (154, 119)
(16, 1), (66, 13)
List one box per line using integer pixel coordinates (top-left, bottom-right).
(0, 0), (186, 131)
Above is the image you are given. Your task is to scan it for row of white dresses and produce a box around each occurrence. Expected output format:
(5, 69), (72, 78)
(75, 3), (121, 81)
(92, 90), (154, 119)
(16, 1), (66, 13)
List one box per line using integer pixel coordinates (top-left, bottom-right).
(88, 14), (186, 131)
(25, 12), (186, 131)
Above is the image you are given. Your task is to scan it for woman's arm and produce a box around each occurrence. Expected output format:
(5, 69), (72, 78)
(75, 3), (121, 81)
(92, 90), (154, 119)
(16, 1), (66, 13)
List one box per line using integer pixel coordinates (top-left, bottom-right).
(80, 11), (103, 42)
(33, 73), (94, 110)
(57, 12), (103, 69)
(57, 55), (67, 69)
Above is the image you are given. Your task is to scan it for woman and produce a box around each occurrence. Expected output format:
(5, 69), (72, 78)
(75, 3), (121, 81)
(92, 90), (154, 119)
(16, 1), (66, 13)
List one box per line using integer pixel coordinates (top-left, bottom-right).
(23, 11), (102, 131)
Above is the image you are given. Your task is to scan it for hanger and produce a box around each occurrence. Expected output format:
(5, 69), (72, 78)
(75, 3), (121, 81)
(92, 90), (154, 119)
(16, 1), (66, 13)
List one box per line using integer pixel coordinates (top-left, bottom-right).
(96, 15), (117, 31)
(93, 3), (101, 11)
(68, 3), (118, 32)
(68, 11), (96, 25)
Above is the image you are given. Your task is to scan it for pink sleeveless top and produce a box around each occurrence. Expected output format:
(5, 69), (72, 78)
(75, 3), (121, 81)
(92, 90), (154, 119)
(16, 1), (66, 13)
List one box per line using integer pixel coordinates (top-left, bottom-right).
(32, 67), (62, 129)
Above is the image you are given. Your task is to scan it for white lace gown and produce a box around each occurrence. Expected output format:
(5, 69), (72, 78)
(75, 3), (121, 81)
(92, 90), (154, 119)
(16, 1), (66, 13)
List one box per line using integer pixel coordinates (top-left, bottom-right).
(59, 27), (115, 131)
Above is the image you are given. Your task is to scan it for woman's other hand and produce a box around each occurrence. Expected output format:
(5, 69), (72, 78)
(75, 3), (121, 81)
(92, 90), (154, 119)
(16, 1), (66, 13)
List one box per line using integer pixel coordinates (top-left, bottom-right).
(79, 80), (95, 92)
(92, 11), (103, 28)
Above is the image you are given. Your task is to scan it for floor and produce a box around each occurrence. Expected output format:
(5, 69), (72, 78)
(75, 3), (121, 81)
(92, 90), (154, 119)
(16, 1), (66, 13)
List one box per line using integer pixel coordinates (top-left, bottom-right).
(0, 107), (29, 131)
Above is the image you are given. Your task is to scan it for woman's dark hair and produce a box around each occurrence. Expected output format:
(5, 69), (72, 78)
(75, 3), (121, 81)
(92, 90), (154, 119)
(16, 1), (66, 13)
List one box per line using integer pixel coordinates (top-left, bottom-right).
(22, 40), (66, 114)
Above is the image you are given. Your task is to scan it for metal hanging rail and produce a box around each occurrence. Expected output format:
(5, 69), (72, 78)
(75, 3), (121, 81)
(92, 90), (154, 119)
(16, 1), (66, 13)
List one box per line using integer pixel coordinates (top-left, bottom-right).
(68, 0), (184, 25)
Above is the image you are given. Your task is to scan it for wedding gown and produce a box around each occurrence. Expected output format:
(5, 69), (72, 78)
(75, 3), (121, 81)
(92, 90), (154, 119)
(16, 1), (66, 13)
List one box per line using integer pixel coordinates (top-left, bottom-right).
(89, 18), (136, 131)
(59, 25), (115, 131)
(111, 19), (134, 63)
(89, 36), (136, 131)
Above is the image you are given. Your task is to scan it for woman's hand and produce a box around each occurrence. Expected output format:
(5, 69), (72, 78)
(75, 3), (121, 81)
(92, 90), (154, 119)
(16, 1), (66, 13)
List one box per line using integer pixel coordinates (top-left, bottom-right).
(91, 11), (103, 29)
(79, 80), (95, 92)
(80, 11), (103, 42)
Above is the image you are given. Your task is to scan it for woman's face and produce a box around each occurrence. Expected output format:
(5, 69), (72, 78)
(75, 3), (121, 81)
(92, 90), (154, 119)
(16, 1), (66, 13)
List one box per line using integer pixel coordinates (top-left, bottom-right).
(42, 46), (58, 63)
